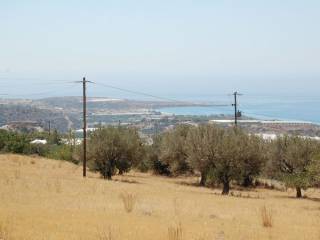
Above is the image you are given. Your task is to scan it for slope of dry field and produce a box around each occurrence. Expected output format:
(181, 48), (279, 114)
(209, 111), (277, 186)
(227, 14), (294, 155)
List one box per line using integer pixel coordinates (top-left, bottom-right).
(0, 154), (319, 240)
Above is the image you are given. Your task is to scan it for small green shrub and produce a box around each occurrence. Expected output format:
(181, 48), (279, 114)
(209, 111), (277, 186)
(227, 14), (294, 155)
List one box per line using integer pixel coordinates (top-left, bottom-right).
(46, 144), (74, 162)
(4, 133), (31, 154)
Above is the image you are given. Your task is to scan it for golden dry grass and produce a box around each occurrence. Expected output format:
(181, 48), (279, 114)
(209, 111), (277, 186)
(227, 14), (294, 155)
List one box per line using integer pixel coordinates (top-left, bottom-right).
(168, 222), (183, 240)
(119, 192), (136, 213)
(0, 154), (320, 240)
(260, 205), (273, 228)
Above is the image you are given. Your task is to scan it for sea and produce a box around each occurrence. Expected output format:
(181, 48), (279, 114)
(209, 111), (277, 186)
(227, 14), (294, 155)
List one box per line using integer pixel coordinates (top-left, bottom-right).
(155, 95), (320, 125)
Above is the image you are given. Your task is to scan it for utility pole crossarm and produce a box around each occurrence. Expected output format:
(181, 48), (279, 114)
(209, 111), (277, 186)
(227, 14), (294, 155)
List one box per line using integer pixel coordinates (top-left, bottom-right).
(232, 91), (242, 126)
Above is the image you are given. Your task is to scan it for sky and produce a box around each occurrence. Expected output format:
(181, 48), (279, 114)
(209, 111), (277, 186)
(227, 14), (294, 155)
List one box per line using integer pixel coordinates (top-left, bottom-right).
(0, 0), (320, 99)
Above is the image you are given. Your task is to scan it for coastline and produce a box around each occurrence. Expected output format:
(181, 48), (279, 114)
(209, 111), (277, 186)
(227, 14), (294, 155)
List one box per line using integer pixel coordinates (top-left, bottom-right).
(155, 105), (320, 126)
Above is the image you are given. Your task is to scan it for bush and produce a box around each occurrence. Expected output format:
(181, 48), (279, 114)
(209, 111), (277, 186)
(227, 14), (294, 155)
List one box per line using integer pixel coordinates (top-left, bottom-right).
(0, 129), (77, 164)
(0, 130), (9, 150)
(2, 132), (31, 154)
(46, 144), (75, 162)
(29, 143), (50, 156)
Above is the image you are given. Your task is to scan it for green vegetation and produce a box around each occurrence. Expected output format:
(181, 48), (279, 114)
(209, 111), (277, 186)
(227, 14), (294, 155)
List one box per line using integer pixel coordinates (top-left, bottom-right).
(1, 130), (31, 154)
(0, 129), (76, 163)
(1, 123), (319, 198)
(185, 125), (266, 194)
(269, 135), (320, 198)
(151, 124), (319, 196)
(159, 125), (191, 176)
(145, 135), (171, 176)
(86, 126), (144, 179)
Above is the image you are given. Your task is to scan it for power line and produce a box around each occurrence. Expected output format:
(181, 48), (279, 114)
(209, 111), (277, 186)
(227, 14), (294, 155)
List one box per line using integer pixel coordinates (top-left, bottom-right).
(241, 111), (279, 120)
(93, 82), (232, 107)
(93, 81), (214, 105)
(238, 102), (282, 120)
(1, 78), (231, 107)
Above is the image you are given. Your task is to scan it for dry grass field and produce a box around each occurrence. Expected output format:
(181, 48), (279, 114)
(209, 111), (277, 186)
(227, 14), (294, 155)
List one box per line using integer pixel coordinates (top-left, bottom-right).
(0, 154), (319, 240)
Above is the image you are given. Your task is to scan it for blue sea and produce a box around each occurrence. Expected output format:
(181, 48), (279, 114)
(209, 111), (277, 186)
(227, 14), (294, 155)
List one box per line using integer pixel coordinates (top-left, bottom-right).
(156, 95), (320, 124)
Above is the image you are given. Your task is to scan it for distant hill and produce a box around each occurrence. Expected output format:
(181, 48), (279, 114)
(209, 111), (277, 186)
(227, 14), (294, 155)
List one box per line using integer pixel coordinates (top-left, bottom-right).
(0, 97), (216, 133)
(0, 103), (81, 133)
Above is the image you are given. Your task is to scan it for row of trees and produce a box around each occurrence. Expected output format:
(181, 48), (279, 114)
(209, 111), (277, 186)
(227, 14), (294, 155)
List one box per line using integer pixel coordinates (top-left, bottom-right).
(158, 125), (267, 194)
(83, 125), (320, 198)
(2, 124), (318, 198)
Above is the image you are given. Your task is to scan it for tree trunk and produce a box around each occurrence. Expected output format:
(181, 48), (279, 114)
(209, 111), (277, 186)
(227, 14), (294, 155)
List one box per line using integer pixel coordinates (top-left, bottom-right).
(222, 181), (230, 195)
(296, 187), (302, 198)
(242, 176), (253, 187)
(200, 171), (207, 186)
(103, 172), (112, 180)
(103, 166), (112, 180)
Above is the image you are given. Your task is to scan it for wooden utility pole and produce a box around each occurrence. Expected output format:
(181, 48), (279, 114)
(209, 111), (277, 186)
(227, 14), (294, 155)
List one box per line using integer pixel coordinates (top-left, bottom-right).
(48, 120), (51, 136)
(82, 77), (87, 177)
(232, 91), (242, 126)
(75, 78), (93, 177)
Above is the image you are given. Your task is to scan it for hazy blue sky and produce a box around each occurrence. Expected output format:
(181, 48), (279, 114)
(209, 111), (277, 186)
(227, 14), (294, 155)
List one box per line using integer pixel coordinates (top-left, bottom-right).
(1, 0), (319, 98)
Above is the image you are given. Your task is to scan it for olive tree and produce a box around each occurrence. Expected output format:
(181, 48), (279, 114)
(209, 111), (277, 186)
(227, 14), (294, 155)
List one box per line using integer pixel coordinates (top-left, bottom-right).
(186, 124), (223, 186)
(270, 135), (319, 198)
(212, 128), (247, 194)
(238, 133), (266, 187)
(187, 125), (265, 194)
(159, 125), (192, 176)
(147, 135), (171, 175)
(308, 155), (320, 187)
(87, 126), (144, 179)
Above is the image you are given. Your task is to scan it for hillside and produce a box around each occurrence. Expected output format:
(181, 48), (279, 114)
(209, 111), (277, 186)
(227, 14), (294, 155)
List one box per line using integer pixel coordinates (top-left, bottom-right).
(0, 154), (319, 240)
(0, 104), (81, 133)
(0, 97), (217, 133)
